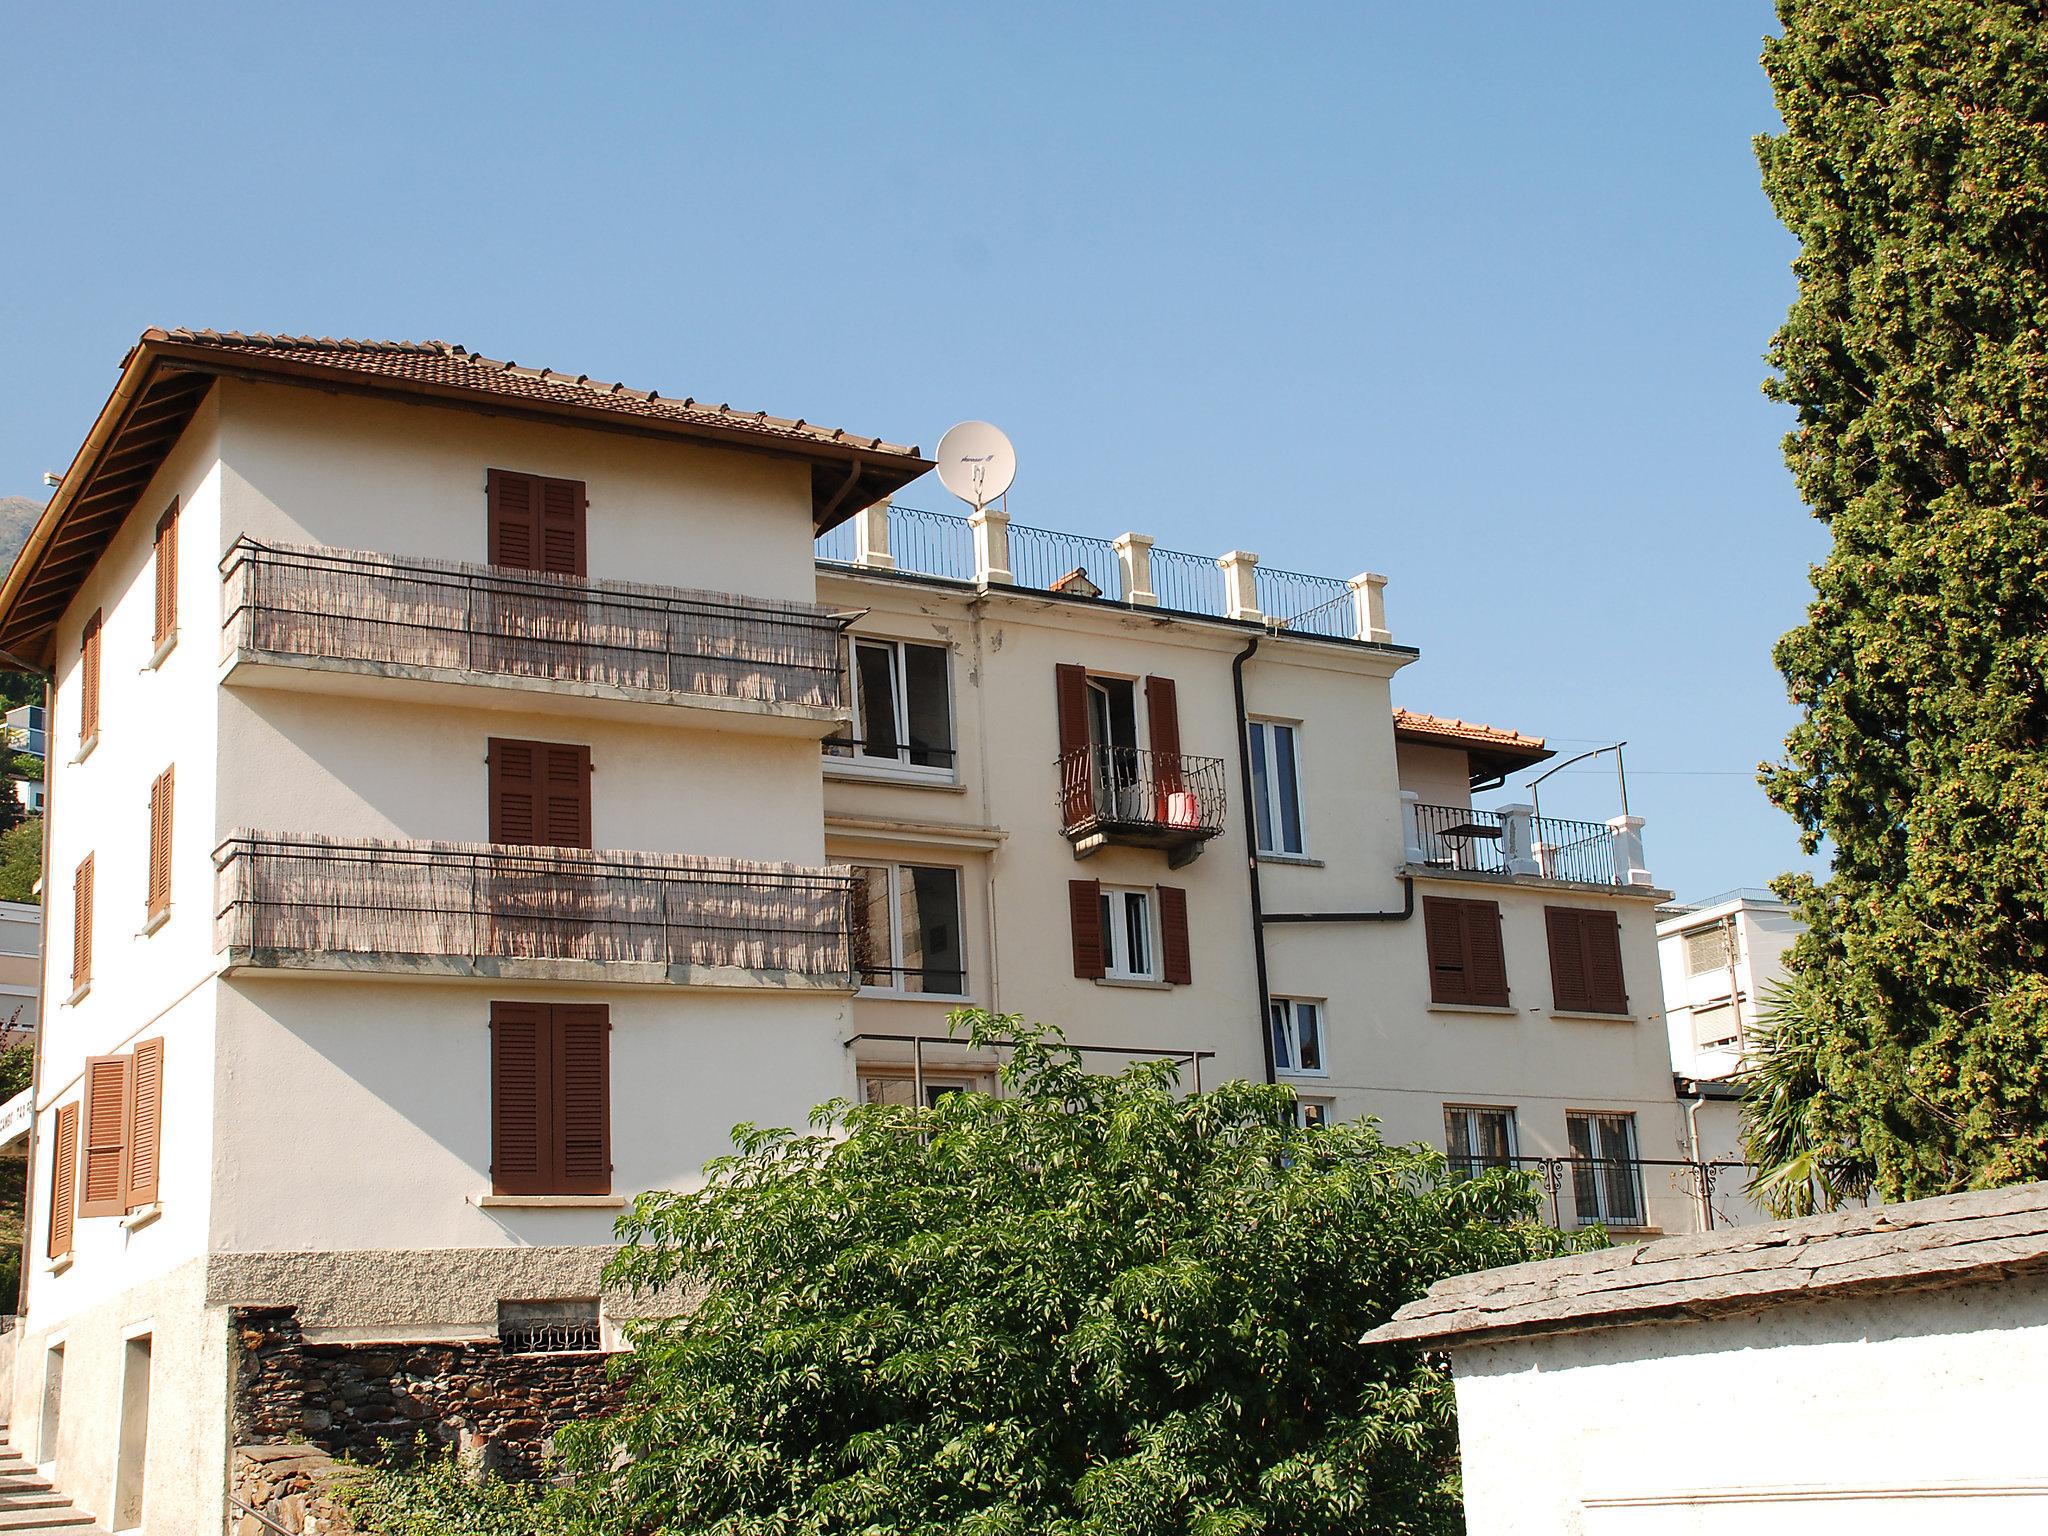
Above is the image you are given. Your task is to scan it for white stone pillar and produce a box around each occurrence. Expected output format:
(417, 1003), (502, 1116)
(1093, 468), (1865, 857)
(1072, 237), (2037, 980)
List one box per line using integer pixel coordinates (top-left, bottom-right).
(1609, 814), (1652, 886)
(1497, 803), (1540, 876)
(971, 505), (1012, 588)
(1114, 532), (1158, 607)
(854, 498), (895, 570)
(1400, 789), (1425, 865)
(1217, 550), (1261, 621)
(1349, 571), (1391, 643)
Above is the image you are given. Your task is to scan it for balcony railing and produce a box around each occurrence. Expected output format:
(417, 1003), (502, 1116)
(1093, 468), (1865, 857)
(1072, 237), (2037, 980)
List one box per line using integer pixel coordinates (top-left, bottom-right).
(1408, 802), (1643, 886)
(1058, 745), (1229, 866)
(221, 539), (847, 713)
(1453, 1155), (1748, 1232)
(215, 832), (856, 985)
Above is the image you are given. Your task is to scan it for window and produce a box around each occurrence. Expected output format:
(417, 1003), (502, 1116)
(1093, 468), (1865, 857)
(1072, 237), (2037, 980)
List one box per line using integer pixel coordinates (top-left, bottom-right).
(1567, 1111), (1645, 1227)
(490, 1002), (611, 1196)
(488, 738), (592, 849)
(147, 767), (174, 923)
(1099, 887), (1156, 980)
(499, 1299), (601, 1355)
(1692, 999), (1741, 1053)
(1247, 719), (1304, 856)
(1684, 922), (1733, 976)
(152, 500), (179, 649)
(1270, 997), (1326, 1075)
(487, 468), (586, 576)
(834, 639), (954, 775)
(79, 609), (102, 746)
(859, 1065), (996, 1107)
(1444, 1106), (1518, 1179)
(1067, 879), (1192, 984)
(1294, 1098), (1332, 1130)
(1546, 906), (1629, 1014)
(1421, 895), (1508, 1007)
(851, 863), (965, 995)
(71, 856), (92, 993)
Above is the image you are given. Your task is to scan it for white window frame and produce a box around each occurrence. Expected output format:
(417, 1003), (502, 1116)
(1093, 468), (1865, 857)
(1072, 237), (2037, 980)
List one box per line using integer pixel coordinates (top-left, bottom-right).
(833, 637), (956, 783)
(1444, 1104), (1519, 1178)
(1293, 1097), (1333, 1130)
(850, 861), (968, 999)
(1248, 717), (1306, 857)
(1099, 886), (1157, 982)
(857, 1063), (997, 1108)
(1566, 1110), (1646, 1227)
(1269, 996), (1328, 1077)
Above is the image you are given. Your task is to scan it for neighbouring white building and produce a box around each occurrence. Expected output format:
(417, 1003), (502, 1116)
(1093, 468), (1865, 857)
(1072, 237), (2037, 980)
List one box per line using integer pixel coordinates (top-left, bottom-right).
(1657, 888), (1803, 1226)
(1, 329), (1702, 1531)
(1366, 1181), (2048, 1533)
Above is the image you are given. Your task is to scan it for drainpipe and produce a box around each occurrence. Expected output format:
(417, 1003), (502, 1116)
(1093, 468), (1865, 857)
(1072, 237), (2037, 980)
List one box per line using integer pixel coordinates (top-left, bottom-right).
(1230, 638), (1275, 1084)
(1684, 1083), (1712, 1231)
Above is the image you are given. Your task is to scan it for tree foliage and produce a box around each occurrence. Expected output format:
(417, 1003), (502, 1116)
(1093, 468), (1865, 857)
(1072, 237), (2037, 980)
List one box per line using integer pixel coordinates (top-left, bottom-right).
(0, 819), (39, 904)
(354, 1012), (1581, 1535)
(1755, 0), (2048, 1198)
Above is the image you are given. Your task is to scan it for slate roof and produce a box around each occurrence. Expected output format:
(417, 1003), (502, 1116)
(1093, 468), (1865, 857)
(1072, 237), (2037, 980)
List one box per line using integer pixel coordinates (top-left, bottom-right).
(1364, 1180), (2048, 1350)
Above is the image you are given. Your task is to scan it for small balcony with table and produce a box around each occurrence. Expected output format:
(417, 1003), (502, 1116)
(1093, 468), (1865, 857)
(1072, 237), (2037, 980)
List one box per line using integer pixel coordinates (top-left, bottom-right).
(1404, 799), (1654, 889)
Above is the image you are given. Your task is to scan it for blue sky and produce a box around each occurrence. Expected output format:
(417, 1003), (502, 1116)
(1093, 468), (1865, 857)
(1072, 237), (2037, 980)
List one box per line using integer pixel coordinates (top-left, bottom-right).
(0, 3), (1818, 901)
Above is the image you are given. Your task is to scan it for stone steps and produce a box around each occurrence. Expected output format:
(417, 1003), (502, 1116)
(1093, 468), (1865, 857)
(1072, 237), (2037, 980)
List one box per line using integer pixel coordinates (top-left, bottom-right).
(0, 1437), (105, 1534)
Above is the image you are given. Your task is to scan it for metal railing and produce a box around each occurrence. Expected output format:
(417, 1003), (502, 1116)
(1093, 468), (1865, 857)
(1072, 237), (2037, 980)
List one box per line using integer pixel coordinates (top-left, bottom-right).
(1453, 1155), (1748, 1232)
(215, 832), (856, 979)
(815, 505), (977, 582)
(1149, 545), (1229, 614)
(1007, 522), (1120, 593)
(1057, 745), (1230, 837)
(221, 539), (846, 709)
(1411, 802), (1621, 885)
(1256, 565), (1350, 631)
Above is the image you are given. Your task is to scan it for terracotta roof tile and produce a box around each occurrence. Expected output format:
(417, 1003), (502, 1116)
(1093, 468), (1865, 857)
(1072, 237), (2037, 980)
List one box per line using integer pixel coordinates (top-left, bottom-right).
(1391, 708), (1546, 755)
(143, 329), (923, 459)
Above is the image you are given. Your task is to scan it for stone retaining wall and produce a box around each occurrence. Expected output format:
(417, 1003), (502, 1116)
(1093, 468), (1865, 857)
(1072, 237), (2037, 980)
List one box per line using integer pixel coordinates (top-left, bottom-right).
(229, 1306), (621, 1481)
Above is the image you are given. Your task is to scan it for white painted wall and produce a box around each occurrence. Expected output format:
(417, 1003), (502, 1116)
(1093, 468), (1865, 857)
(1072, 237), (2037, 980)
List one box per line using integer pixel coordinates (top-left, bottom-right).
(1450, 1273), (2048, 1533)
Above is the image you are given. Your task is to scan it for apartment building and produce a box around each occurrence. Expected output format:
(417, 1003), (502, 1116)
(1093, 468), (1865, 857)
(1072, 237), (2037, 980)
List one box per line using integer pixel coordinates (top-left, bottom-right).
(2, 328), (1691, 1528)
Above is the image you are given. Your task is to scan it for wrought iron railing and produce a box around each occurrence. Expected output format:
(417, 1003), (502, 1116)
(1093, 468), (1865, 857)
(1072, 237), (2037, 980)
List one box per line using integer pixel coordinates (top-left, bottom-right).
(1149, 545), (1229, 615)
(1452, 1155), (1748, 1231)
(1256, 565), (1350, 632)
(1057, 745), (1229, 837)
(1411, 802), (1621, 884)
(816, 505), (977, 582)
(1008, 522), (1120, 593)
(215, 832), (856, 979)
(221, 539), (845, 709)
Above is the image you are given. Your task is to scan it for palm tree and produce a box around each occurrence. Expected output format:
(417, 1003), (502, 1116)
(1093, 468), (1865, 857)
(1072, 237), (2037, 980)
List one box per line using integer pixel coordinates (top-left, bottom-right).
(1738, 980), (1871, 1218)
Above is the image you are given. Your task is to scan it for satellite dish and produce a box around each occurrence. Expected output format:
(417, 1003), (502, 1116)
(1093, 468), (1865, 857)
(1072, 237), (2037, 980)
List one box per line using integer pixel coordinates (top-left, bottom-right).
(935, 421), (1016, 511)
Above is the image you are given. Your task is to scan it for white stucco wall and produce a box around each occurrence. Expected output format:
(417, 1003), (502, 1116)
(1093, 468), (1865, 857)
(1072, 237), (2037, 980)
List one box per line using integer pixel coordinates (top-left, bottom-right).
(1451, 1274), (2048, 1533)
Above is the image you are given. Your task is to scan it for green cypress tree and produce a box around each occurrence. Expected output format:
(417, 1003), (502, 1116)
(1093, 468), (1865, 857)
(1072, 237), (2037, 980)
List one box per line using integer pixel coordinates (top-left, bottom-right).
(1756, 0), (2048, 1197)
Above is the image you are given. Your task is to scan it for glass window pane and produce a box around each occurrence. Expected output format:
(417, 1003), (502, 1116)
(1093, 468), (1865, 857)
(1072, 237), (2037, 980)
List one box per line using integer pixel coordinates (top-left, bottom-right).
(1126, 892), (1151, 976)
(900, 866), (964, 994)
(855, 643), (900, 761)
(851, 865), (893, 987)
(1295, 1002), (1322, 1071)
(1248, 723), (1274, 853)
(902, 644), (953, 770)
(1275, 725), (1303, 854)
(1270, 1002), (1293, 1071)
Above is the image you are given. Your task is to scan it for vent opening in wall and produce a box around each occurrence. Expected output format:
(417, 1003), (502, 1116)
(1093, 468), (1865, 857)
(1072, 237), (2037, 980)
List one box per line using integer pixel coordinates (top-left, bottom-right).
(497, 1298), (602, 1355)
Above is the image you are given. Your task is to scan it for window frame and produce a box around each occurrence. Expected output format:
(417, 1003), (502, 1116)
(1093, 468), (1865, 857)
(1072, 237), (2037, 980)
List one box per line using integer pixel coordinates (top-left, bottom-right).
(1269, 996), (1328, 1077)
(1293, 1098), (1333, 1130)
(1444, 1104), (1519, 1179)
(1098, 885), (1158, 982)
(1247, 716), (1306, 857)
(832, 636), (958, 782)
(1566, 1109), (1647, 1227)
(857, 1063), (998, 1108)
(850, 860), (969, 998)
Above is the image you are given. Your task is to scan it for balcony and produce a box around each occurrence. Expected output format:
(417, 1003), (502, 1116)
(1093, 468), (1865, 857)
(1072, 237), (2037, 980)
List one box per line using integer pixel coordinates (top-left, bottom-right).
(1454, 1155), (1748, 1235)
(1406, 800), (1653, 888)
(1058, 746), (1228, 867)
(220, 539), (849, 735)
(214, 832), (857, 990)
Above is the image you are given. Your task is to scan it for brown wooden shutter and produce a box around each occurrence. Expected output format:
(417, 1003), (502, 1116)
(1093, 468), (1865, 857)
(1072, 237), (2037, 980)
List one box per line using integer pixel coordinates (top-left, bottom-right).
(79, 609), (102, 743)
(47, 1102), (78, 1260)
(1145, 675), (1184, 806)
(554, 1005), (611, 1195)
(1463, 901), (1509, 1007)
(153, 500), (179, 645)
(1068, 878), (1104, 979)
(488, 469), (586, 576)
(1549, 907), (1627, 1014)
(1422, 895), (1469, 1005)
(491, 1001), (551, 1195)
(148, 766), (175, 919)
(1157, 884), (1193, 985)
(124, 1038), (164, 1210)
(79, 1054), (131, 1218)
(1055, 664), (1092, 825)
(72, 856), (92, 991)
(489, 738), (591, 849)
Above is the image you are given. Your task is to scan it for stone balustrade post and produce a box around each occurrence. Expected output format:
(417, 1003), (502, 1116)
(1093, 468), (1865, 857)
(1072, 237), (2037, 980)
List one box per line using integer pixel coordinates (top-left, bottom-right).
(1113, 532), (1158, 607)
(1497, 803), (1540, 876)
(1401, 789), (1425, 865)
(854, 498), (895, 570)
(1217, 550), (1262, 622)
(1349, 571), (1391, 643)
(1609, 814), (1653, 886)
(971, 505), (1012, 588)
